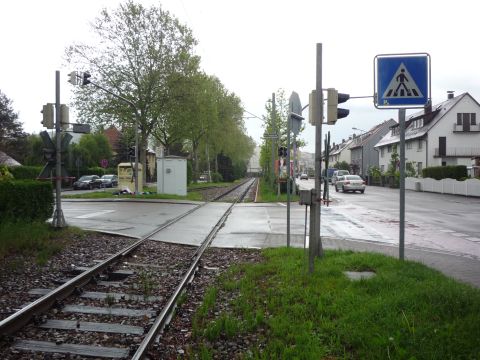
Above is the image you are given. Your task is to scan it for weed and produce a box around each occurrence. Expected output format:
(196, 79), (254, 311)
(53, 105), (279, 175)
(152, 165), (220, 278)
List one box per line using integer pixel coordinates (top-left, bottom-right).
(104, 293), (115, 307)
(138, 270), (154, 299)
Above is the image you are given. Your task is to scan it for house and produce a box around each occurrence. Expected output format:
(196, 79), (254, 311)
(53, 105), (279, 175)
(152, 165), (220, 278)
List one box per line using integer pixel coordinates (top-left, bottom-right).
(0, 151), (21, 167)
(375, 92), (480, 176)
(349, 119), (397, 177)
(328, 137), (354, 166)
(103, 125), (122, 154)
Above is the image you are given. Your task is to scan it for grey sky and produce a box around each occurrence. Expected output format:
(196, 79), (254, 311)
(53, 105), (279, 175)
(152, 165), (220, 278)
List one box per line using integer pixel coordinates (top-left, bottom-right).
(1, 0), (478, 153)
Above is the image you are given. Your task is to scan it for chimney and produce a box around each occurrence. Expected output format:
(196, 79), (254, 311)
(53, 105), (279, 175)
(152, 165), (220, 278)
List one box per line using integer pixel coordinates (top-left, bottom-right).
(447, 90), (455, 99)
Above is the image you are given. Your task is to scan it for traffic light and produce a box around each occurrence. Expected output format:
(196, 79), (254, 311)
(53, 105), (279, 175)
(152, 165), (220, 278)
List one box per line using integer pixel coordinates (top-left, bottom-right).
(327, 88), (350, 125)
(68, 71), (78, 85)
(128, 146), (136, 158)
(60, 104), (69, 130)
(41, 103), (54, 129)
(82, 72), (91, 86)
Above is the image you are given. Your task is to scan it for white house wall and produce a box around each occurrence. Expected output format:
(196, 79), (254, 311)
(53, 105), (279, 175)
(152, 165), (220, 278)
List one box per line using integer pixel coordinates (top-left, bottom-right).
(427, 96), (480, 168)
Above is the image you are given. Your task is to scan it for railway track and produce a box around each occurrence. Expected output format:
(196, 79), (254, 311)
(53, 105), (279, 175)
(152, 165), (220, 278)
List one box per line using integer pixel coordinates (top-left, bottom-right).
(0, 178), (258, 359)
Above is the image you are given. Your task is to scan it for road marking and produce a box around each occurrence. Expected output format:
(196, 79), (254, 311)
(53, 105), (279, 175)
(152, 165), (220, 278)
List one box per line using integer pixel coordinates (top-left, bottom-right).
(277, 203), (286, 207)
(75, 210), (115, 219)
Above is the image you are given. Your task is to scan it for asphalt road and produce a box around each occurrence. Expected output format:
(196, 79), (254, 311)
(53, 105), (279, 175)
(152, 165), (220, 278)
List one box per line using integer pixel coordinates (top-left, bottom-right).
(297, 178), (480, 258)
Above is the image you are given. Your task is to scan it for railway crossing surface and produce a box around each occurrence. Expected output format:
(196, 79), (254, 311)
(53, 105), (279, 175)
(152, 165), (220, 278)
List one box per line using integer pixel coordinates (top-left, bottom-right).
(61, 199), (480, 288)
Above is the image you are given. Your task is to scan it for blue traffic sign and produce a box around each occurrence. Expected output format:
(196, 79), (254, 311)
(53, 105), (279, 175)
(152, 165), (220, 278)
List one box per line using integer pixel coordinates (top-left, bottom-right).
(375, 54), (430, 108)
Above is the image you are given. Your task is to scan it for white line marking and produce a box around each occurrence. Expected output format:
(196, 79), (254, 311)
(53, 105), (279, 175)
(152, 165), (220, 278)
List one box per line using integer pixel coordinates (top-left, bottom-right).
(75, 210), (115, 219)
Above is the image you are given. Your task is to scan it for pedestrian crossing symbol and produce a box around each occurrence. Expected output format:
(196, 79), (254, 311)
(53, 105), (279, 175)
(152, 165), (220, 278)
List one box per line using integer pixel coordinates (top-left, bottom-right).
(382, 63), (423, 98)
(375, 54), (430, 108)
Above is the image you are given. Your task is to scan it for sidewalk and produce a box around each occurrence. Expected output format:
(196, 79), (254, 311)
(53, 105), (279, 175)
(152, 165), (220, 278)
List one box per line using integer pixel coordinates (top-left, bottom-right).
(321, 236), (480, 288)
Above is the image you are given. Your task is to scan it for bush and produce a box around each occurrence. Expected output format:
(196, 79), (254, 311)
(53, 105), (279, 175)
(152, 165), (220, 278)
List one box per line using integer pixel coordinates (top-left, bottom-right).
(0, 180), (53, 222)
(7, 166), (43, 180)
(211, 172), (223, 183)
(422, 165), (467, 180)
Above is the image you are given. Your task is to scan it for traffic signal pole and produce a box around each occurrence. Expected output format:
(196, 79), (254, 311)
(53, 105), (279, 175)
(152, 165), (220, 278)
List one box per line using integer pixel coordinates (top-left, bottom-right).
(309, 43), (324, 273)
(52, 71), (66, 228)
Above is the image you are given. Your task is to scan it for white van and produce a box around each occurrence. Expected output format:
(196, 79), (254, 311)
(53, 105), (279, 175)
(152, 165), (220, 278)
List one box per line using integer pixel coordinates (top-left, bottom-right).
(332, 170), (350, 185)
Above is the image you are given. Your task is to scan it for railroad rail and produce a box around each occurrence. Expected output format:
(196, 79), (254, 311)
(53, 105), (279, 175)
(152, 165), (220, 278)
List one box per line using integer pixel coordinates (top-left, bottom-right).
(0, 178), (257, 359)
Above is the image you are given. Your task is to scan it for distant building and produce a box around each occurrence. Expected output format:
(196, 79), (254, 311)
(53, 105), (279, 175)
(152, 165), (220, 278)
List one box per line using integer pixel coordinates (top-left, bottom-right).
(247, 146), (262, 175)
(350, 119), (397, 177)
(375, 92), (480, 176)
(103, 125), (123, 154)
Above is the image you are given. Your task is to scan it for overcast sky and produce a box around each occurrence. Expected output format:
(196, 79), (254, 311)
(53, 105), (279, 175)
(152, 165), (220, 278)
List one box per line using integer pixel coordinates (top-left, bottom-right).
(2, 0), (479, 153)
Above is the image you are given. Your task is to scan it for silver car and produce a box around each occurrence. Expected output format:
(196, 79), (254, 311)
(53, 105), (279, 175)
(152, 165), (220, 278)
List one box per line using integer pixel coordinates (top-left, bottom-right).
(335, 175), (366, 193)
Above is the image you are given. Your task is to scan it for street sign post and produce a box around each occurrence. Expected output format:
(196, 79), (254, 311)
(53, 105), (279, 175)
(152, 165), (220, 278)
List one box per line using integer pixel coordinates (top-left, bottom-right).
(374, 53), (431, 260)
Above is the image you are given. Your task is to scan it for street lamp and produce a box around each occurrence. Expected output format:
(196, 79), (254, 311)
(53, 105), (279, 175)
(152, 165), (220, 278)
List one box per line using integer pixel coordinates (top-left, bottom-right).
(352, 127), (367, 177)
(352, 127), (367, 133)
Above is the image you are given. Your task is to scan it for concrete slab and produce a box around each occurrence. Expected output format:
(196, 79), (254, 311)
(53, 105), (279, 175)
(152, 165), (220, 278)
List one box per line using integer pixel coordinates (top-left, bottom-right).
(150, 202), (231, 246)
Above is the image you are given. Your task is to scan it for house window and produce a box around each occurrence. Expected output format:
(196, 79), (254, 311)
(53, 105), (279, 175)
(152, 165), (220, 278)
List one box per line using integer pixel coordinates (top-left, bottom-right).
(387, 145), (392, 153)
(406, 141), (412, 149)
(381, 148), (385, 157)
(381, 165), (384, 172)
(471, 113), (477, 125)
(418, 139), (423, 150)
(457, 113), (462, 125)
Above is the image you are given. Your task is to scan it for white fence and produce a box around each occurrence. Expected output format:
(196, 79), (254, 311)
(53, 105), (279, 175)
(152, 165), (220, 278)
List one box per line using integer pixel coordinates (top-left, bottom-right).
(405, 177), (480, 197)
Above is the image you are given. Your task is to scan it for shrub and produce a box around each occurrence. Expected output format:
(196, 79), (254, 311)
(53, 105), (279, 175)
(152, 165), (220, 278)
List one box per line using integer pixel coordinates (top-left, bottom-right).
(0, 180), (53, 222)
(8, 166), (43, 180)
(422, 165), (467, 180)
(211, 172), (223, 183)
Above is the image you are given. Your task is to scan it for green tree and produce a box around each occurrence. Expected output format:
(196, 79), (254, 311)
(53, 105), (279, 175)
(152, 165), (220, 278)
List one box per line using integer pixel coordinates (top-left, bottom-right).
(22, 134), (44, 166)
(0, 90), (26, 162)
(333, 161), (350, 170)
(66, 1), (199, 184)
(259, 89), (305, 182)
(69, 133), (113, 168)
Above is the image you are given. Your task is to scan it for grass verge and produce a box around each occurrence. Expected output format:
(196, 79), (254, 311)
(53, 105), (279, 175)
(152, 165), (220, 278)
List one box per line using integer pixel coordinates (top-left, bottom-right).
(62, 182), (243, 201)
(256, 178), (299, 202)
(0, 221), (83, 265)
(191, 248), (480, 359)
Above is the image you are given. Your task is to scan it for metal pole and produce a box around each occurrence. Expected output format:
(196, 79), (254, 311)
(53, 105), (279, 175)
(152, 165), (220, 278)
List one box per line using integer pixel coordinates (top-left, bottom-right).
(315, 43), (324, 258)
(271, 93), (276, 185)
(309, 43), (324, 273)
(53, 71), (65, 228)
(286, 113), (291, 248)
(292, 136), (297, 195)
(134, 115), (139, 194)
(399, 108), (406, 260)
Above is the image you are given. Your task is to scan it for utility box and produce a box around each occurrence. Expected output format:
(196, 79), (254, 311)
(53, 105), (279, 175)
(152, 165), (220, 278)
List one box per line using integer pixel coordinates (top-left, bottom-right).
(157, 156), (187, 196)
(117, 163), (143, 193)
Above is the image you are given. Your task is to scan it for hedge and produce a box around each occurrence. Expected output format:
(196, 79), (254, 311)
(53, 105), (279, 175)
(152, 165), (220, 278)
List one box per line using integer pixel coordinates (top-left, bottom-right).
(421, 165), (467, 180)
(8, 166), (43, 180)
(0, 180), (53, 222)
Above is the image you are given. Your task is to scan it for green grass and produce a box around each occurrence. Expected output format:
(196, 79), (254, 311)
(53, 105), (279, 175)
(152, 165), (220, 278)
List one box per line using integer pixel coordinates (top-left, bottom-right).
(192, 248), (480, 359)
(188, 180), (241, 190)
(0, 221), (84, 265)
(256, 178), (299, 202)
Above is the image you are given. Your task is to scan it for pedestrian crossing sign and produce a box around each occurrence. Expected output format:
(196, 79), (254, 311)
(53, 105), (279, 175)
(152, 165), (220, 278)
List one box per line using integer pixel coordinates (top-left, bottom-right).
(375, 53), (430, 108)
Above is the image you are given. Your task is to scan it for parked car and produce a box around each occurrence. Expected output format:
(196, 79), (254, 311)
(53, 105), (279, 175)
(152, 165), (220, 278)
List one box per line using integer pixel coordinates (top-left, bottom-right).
(335, 175), (366, 193)
(332, 170), (350, 185)
(73, 175), (103, 190)
(300, 173), (308, 180)
(100, 174), (118, 188)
